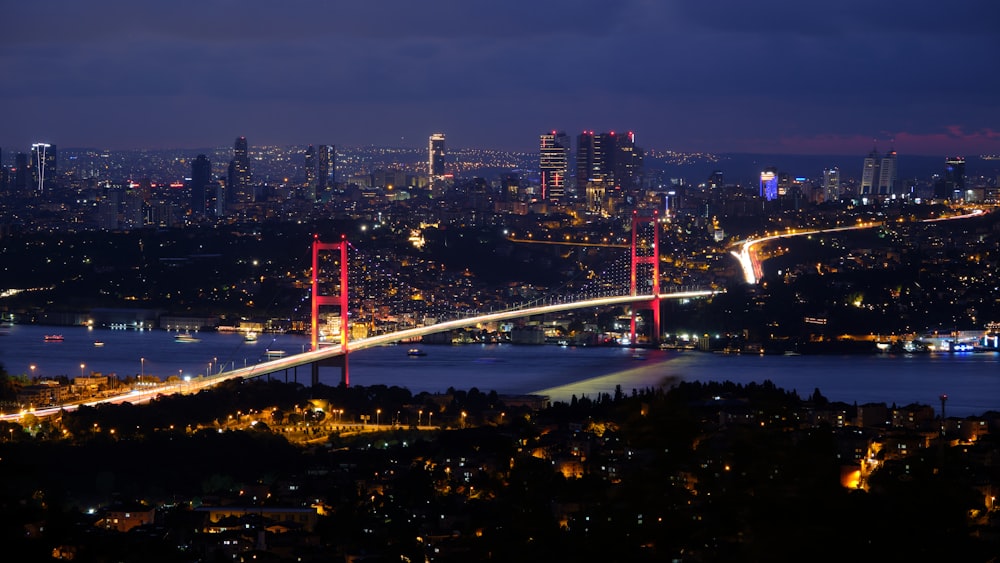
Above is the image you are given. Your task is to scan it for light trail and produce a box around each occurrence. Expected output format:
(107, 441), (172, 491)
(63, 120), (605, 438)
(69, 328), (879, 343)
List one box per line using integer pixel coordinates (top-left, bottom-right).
(0, 289), (719, 422)
(730, 208), (987, 284)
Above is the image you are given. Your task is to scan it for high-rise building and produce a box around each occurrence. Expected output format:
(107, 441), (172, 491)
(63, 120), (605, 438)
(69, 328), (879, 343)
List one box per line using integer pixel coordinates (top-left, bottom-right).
(317, 144), (335, 201)
(877, 149), (897, 195)
(576, 131), (595, 191)
(945, 156), (966, 199)
(227, 136), (251, 204)
(760, 167), (778, 201)
(428, 133), (446, 178)
(860, 147), (879, 195)
(539, 131), (570, 202)
(190, 154), (211, 216)
(823, 167), (840, 201)
(586, 132), (643, 194)
(30, 143), (56, 194)
(304, 145), (317, 200)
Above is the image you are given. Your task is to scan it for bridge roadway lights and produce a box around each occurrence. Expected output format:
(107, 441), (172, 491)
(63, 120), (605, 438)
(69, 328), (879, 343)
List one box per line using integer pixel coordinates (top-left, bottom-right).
(311, 354), (348, 387)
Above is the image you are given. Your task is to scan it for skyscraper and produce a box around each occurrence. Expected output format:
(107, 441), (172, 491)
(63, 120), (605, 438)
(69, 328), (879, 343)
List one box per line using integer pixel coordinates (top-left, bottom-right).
(317, 144), (335, 202)
(30, 143), (56, 194)
(823, 167), (840, 201)
(945, 156), (966, 200)
(576, 131), (595, 191)
(428, 133), (446, 179)
(190, 154), (211, 216)
(760, 167), (778, 201)
(860, 148), (878, 195)
(304, 145), (317, 200)
(539, 131), (570, 202)
(228, 136), (251, 204)
(877, 149), (897, 195)
(587, 131), (643, 194)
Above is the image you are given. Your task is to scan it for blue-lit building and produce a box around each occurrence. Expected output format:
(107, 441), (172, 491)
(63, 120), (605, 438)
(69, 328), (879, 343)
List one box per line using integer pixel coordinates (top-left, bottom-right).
(760, 167), (778, 201)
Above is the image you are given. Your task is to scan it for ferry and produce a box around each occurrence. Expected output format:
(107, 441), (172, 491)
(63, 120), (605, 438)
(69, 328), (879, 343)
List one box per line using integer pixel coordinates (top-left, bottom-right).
(93, 341), (105, 347)
(265, 349), (287, 359)
(407, 348), (427, 357)
(174, 333), (200, 343)
(43, 334), (64, 342)
(244, 331), (258, 342)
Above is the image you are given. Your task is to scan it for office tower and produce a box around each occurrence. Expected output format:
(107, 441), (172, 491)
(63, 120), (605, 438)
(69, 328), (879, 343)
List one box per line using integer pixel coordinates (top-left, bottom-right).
(190, 154), (211, 216)
(30, 142), (56, 193)
(539, 131), (570, 202)
(14, 152), (28, 192)
(304, 145), (317, 200)
(227, 136), (251, 204)
(860, 147), (879, 195)
(428, 133), (446, 178)
(877, 149), (897, 195)
(586, 132), (643, 193)
(614, 132), (643, 193)
(760, 167), (778, 201)
(945, 156), (966, 199)
(576, 131), (595, 191)
(823, 167), (840, 201)
(500, 172), (520, 202)
(317, 144), (334, 201)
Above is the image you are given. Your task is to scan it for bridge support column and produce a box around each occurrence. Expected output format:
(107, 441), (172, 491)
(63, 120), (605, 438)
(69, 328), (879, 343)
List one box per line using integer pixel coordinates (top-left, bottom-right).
(630, 210), (661, 346)
(311, 235), (350, 386)
(311, 355), (348, 387)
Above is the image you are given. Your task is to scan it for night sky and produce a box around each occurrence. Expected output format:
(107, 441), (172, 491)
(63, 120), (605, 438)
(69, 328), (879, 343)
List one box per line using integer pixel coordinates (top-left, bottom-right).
(4, 1), (999, 155)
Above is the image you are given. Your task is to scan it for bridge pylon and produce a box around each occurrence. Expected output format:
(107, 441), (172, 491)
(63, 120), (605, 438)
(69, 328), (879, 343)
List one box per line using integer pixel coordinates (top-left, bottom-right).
(630, 210), (660, 345)
(311, 235), (349, 386)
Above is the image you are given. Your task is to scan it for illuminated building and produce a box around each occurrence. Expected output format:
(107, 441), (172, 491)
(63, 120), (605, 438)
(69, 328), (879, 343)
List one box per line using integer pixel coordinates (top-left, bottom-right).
(860, 148), (878, 195)
(227, 136), (251, 204)
(190, 154), (211, 215)
(945, 156), (966, 200)
(823, 167), (840, 201)
(877, 149), (897, 194)
(30, 142), (55, 194)
(304, 145), (316, 200)
(760, 167), (778, 201)
(576, 131), (595, 191)
(317, 144), (335, 202)
(428, 133), (446, 178)
(539, 131), (570, 202)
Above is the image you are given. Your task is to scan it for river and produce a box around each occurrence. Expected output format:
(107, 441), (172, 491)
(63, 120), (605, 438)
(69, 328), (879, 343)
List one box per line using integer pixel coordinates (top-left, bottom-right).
(1, 324), (999, 416)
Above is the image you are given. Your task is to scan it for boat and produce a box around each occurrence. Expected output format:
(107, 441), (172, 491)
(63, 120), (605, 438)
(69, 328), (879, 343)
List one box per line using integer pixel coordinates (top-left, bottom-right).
(44, 334), (64, 342)
(93, 341), (105, 347)
(265, 349), (287, 359)
(244, 331), (258, 342)
(174, 333), (200, 343)
(407, 348), (427, 357)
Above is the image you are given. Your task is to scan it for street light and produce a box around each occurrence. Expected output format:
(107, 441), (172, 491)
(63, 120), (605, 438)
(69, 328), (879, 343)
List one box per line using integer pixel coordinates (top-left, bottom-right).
(29, 364), (35, 380)
(428, 411), (433, 426)
(461, 411), (467, 428)
(418, 410), (423, 427)
(80, 363), (85, 378)
(376, 408), (381, 428)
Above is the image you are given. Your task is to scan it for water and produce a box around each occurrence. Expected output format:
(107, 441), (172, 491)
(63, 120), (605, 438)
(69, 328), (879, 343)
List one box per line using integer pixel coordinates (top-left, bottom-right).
(2, 324), (999, 416)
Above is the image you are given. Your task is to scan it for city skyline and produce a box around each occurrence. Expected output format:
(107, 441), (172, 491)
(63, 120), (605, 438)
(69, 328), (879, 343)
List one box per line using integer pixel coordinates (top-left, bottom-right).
(3, 1), (999, 156)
